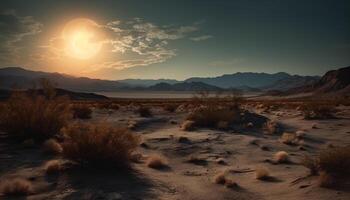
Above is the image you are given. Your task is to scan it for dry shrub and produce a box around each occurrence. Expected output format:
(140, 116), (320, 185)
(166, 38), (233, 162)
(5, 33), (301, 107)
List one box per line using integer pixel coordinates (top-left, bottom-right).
(71, 104), (92, 119)
(302, 146), (350, 187)
(137, 106), (152, 117)
(280, 132), (298, 145)
(264, 120), (281, 134)
(214, 172), (226, 184)
(302, 103), (336, 119)
(180, 120), (195, 131)
(0, 92), (70, 141)
(301, 155), (319, 175)
(318, 146), (350, 177)
(146, 155), (168, 169)
(44, 160), (62, 174)
(318, 171), (335, 187)
(187, 91), (243, 129)
(255, 167), (270, 180)
(213, 172), (238, 188)
(274, 151), (289, 163)
(61, 123), (140, 168)
(43, 139), (63, 154)
(187, 107), (240, 129)
(0, 178), (33, 196)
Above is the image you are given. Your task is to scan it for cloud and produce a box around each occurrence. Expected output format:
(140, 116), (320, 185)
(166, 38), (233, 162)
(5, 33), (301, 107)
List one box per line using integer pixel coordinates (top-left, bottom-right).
(190, 35), (213, 41)
(42, 17), (201, 71)
(0, 10), (43, 63)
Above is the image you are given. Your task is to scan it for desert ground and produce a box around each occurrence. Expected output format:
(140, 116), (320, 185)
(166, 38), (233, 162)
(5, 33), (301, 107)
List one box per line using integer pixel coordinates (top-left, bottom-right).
(0, 96), (350, 200)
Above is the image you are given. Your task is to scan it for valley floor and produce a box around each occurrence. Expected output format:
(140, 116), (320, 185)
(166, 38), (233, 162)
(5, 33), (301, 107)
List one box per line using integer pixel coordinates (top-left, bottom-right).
(1, 103), (350, 200)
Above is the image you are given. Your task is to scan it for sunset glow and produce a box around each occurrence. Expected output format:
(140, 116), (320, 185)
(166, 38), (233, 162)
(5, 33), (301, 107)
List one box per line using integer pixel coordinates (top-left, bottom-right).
(62, 18), (102, 60)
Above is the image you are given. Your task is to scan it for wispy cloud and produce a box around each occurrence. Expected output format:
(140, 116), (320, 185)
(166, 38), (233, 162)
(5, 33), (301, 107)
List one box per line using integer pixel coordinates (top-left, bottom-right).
(190, 35), (213, 42)
(39, 17), (203, 72)
(0, 10), (43, 64)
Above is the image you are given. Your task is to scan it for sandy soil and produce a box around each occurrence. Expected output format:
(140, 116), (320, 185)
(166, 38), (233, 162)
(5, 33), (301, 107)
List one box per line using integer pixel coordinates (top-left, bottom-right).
(1, 104), (350, 200)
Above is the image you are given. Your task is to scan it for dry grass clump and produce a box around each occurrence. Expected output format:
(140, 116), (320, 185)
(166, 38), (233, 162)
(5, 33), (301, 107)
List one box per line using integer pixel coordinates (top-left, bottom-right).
(0, 178), (33, 196)
(43, 139), (63, 154)
(302, 146), (350, 187)
(318, 146), (350, 177)
(264, 120), (281, 134)
(214, 172), (227, 184)
(187, 107), (240, 129)
(61, 123), (140, 168)
(0, 91), (70, 141)
(213, 172), (238, 188)
(280, 132), (299, 145)
(318, 171), (335, 187)
(186, 91), (243, 129)
(180, 120), (195, 131)
(255, 167), (270, 180)
(71, 104), (92, 119)
(274, 151), (289, 163)
(137, 106), (152, 117)
(302, 103), (336, 120)
(301, 155), (319, 175)
(146, 155), (168, 169)
(44, 160), (62, 174)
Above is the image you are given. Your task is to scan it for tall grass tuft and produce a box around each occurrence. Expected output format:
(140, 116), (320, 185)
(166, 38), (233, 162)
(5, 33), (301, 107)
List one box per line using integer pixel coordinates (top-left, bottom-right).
(61, 122), (140, 168)
(0, 89), (71, 141)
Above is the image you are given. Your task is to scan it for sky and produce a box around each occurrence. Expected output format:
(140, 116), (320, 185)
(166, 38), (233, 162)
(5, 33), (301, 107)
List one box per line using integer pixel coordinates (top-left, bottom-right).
(0, 0), (349, 80)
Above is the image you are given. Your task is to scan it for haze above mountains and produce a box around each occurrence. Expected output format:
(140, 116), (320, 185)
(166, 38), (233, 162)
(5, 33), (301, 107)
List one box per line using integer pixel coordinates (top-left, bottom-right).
(0, 67), (321, 93)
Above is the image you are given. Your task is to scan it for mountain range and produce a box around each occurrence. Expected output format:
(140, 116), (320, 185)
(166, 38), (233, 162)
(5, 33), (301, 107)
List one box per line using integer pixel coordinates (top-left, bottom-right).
(0, 67), (321, 92)
(287, 66), (350, 96)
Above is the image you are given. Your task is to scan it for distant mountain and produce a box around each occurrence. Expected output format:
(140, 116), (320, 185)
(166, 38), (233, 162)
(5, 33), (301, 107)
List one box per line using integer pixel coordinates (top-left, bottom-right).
(185, 72), (292, 88)
(118, 79), (181, 87)
(288, 66), (350, 95)
(0, 67), (323, 93)
(119, 72), (319, 91)
(262, 75), (319, 91)
(148, 82), (223, 91)
(0, 67), (126, 92)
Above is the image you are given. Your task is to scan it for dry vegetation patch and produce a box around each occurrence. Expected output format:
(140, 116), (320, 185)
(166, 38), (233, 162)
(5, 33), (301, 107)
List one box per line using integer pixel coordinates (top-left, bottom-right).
(0, 178), (33, 196)
(0, 91), (70, 141)
(302, 103), (336, 119)
(255, 167), (270, 180)
(71, 104), (92, 119)
(302, 146), (350, 187)
(44, 160), (63, 174)
(146, 155), (169, 169)
(62, 123), (140, 168)
(274, 151), (289, 163)
(43, 139), (63, 154)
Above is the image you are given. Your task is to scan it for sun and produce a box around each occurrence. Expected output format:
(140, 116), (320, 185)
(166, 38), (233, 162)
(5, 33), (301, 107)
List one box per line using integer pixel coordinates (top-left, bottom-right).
(62, 18), (102, 60)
